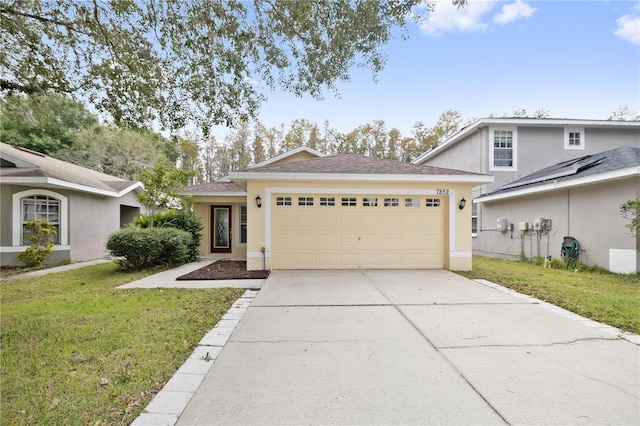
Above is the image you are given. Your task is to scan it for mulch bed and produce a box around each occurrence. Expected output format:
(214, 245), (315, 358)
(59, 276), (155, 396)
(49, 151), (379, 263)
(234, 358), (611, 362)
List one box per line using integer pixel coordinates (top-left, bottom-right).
(176, 259), (270, 281)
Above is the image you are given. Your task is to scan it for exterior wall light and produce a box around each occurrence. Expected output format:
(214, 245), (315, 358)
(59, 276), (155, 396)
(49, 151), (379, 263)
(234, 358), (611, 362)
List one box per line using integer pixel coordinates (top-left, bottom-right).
(459, 197), (466, 210)
(255, 195), (262, 208)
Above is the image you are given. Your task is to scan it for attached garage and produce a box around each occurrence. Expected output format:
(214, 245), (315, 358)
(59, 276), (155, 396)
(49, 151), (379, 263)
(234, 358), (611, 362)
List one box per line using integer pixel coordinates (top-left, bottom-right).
(227, 153), (493, 271)
(271, 193), (445, 269)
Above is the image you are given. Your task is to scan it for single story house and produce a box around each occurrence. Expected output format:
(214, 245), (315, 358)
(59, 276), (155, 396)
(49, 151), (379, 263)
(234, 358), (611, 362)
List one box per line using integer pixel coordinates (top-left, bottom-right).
(475, 146), (640, 273)
(180, 147), (493, 271)
(0, 142), (144, 266)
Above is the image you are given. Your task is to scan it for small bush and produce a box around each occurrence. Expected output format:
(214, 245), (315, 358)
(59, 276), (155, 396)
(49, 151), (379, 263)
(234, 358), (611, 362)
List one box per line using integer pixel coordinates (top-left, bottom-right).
(17, 220), (57, 267)
(135, 210), (203, 262)
(106, 227), (192, 271)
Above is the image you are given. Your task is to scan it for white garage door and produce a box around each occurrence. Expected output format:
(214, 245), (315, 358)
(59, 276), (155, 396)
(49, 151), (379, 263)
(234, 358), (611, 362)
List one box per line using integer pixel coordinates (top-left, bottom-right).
(271, 194), (446, 269)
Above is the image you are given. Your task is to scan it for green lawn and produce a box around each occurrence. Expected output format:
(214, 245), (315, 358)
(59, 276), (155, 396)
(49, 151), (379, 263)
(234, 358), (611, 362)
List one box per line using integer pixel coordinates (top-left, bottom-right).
(458, 256), (640, 335)
(0, 262), (245, 425)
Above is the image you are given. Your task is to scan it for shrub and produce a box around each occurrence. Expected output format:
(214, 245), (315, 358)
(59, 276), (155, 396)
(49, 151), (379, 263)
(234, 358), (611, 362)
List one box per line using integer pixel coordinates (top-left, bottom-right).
(106, 227), (192, 271)
(135, 210), (203, 262)
(17, 219), (57, 267)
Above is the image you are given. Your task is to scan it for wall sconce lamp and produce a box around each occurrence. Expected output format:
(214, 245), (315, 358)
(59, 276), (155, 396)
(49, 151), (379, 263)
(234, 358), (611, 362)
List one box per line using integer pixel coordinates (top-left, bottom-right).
(255, 195), (262, 208)
(459, 197), (466, 210)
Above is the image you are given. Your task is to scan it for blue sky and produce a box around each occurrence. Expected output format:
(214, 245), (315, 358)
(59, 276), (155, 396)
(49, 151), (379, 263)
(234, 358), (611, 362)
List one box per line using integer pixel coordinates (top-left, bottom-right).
(252, 0), (640, 136)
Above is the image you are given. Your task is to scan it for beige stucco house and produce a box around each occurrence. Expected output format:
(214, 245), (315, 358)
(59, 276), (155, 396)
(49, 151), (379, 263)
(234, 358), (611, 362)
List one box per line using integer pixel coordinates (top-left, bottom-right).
(0, 142), (143, 266)
(180, 147), (492, 271)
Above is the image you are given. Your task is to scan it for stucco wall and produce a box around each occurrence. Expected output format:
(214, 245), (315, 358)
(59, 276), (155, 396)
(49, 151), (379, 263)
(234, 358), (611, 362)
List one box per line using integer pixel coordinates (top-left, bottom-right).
(475, 177), (639, 272)
(1, 185), (142, 266)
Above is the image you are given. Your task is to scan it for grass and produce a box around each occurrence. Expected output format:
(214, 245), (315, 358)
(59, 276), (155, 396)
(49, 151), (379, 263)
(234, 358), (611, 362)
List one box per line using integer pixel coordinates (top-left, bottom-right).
(458, 256), (640, 335)
(0, 262), (245, 425)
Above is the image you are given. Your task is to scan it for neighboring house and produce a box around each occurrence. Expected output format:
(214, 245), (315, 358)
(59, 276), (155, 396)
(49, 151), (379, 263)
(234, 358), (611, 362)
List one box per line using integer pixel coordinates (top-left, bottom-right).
(180, 147), (492, 271)
(413, 117), (640, 270)
(474, 146), (640, 273)
(0, 142), (144, 266)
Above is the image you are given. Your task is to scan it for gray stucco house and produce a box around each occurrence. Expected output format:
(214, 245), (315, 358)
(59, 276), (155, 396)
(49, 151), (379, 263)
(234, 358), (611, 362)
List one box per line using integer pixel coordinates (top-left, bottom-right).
(0, 142), (144, 266)
(476, 146), (639, 273)
(414, 118), (640, 272)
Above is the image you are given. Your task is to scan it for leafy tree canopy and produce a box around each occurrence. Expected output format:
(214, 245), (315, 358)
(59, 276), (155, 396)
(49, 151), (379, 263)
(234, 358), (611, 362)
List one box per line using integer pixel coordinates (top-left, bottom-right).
(0, 93), (97, 154)
(1, 0), (424, 133)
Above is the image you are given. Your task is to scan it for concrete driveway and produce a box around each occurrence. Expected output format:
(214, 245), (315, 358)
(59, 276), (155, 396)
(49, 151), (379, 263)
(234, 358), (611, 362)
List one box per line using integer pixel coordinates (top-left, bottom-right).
(177, 270), (639, 425)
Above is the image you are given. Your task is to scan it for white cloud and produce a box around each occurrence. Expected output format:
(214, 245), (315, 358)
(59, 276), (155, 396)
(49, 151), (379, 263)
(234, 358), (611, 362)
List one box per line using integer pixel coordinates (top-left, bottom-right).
(613, 14), (640, 46)
(418, 0), (495, 36)
(493, 0), (536, 25)
(418, 0), (536, 36)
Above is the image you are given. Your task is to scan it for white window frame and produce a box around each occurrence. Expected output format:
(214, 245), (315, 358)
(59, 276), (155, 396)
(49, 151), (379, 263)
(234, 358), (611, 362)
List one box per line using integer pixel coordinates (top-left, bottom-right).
(489, 126), (517, 171)
(12, 189), (69, 246)
(564, 127), (585, 150)
(237, 204), (247, 246)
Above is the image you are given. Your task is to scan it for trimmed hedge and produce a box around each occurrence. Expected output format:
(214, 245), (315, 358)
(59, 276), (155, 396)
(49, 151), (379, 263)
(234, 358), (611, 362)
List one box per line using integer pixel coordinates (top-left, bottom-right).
(106, 227), (192, 271)
(135, 210), (203, 262)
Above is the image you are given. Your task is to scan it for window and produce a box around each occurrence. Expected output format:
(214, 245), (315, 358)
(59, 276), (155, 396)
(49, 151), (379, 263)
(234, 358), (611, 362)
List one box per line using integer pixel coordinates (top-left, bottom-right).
(21, 195), (61, 244)
(471, 203), (478, 237)
(341, 197), (357, 206)
(298, 197), (314, 206)
(276, 197), (292, 206)
(425, 198), (441, 207)
(493, 130), (514, 167)
(363, 197), (378, 207)
(240, 205), (247, 244)
(320, 197), (335, 206)
(384, 198), (399, 207)
(564, 128), (585, 150)
(405, 198), (420, 207)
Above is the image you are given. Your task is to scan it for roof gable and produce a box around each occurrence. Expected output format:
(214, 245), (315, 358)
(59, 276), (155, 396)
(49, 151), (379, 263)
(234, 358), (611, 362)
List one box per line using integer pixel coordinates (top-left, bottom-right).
(249, 146), (324, 168)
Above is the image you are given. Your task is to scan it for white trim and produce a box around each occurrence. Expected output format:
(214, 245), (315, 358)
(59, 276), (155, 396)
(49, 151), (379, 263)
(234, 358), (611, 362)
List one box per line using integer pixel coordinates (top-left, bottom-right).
(264, 186), (458, 262)
(488, 126), (517, 171)
(450, 251), (472, 258)
(476, 166), (640, 203)
(249, 146), (325, 168)
(230, 172), (492, 184)
(11, 189), (69, 246)
(0, 176), (141, 198)
(1, 245), (71, 253)
(564, 127), (585, 150)
(236, 204), (248, 247)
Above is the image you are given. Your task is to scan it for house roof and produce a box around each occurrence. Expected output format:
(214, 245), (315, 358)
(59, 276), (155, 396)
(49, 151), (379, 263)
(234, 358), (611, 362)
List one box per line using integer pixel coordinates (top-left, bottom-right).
(0, 142), (142, 197)
(179, 181), (246, 196)
(477, 146), (640, 203)
(413, 117), (640, 164)
(230, 153), (492, 183)
(248, 146), (324, 168)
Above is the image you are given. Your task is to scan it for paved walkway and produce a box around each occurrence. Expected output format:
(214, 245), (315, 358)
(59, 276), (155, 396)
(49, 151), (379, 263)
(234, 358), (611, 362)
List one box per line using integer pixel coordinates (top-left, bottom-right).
(134, 270), (639, 426)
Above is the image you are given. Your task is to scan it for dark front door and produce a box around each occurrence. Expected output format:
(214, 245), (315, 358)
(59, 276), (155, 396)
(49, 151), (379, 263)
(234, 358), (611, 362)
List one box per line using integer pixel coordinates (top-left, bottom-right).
(211, 205), (232, 253)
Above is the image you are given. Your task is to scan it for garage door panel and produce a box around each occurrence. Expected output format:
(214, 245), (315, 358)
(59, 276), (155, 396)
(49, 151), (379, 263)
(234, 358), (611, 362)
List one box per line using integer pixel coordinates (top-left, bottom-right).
(272, 194), (446, 269)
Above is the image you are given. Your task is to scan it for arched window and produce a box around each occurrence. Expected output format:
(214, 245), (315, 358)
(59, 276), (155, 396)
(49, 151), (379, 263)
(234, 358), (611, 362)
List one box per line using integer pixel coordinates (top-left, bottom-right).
(12, 190), (68, 246)
(21, 195), (61, 244)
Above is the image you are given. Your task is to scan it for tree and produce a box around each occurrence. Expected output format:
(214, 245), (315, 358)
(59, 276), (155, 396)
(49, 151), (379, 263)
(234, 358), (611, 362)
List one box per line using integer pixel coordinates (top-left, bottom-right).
(176, 136), (203, 185)
(609, 106), (640, 121)
(137, 164), (195, 227)
(59, 126), (170, 180)
(0, 93), (97, 155)
(1, 1), (424, 132)
(620, 199), (640, 238)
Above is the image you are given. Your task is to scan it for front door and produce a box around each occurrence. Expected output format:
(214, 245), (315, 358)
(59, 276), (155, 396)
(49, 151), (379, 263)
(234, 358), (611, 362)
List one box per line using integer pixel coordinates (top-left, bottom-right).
(211, 205), (232, 253)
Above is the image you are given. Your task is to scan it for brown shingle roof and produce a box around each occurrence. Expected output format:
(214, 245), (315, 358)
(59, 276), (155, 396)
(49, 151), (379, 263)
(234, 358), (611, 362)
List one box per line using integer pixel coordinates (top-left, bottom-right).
(180, 181), (246, 194)
(246, 154), (479, 176)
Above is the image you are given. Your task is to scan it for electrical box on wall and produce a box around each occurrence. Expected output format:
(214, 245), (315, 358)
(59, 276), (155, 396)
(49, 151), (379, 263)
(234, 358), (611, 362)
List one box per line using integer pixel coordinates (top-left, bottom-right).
(496, 218), (508, 232)
(519, 222), (529, 231)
